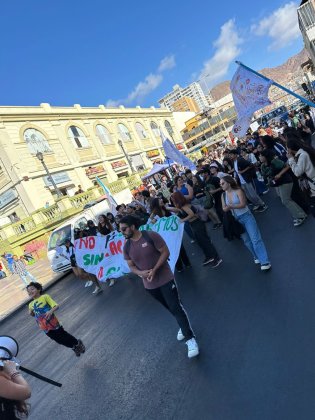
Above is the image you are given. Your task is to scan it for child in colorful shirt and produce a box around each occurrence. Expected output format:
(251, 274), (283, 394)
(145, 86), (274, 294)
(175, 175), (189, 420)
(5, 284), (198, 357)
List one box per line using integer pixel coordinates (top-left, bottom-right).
(27, 282), (85, 357)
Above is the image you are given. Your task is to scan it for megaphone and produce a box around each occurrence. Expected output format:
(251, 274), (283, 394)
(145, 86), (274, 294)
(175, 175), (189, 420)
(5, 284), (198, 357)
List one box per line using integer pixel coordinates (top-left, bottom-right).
(0, 335), (62, 387)
(0, 335), (19, 367)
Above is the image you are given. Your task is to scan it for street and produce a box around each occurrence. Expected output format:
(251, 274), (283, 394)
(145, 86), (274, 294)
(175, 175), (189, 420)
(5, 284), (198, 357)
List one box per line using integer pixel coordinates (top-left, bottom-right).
(2, 191), (315, 420)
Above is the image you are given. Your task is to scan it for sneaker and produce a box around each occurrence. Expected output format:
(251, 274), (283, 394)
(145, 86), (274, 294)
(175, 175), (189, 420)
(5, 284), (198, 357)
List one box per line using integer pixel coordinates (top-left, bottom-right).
(254, 259), (260, 264)
(210, 258), (223, 268)
(202, 257), (215, 265)
(252, 205), (260, 211)
(261, 263), (271, 271)
(85, 281), (93, 287)
(109, 279), (116, 287)
(262, 188), (269, 195)
(177, 329), (185, 341)
(254, 205), (268, 213)
(293, 217), (306, 227)
(72, 343), (81, 357)
(77, 339), (85, 354)
(186, 338), (199, 358)
(190, 239), (195, 244)
(92, 286), (103, 295)
(212, 223), (220, 230)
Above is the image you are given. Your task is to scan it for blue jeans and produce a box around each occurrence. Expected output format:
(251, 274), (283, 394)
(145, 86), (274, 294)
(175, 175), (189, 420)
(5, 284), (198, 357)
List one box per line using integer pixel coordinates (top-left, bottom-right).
(236, 211), (270, 265)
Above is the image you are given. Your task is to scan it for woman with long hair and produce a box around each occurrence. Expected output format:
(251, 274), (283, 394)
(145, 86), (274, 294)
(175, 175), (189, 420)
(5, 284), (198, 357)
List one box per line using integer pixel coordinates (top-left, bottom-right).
(98, 214), (114, 236)
(220, 176), (271, 271)
(168, 192), (222, 267)
(259, 149), (307, 226)
(150, 197), (191, 272)
(0, 360), (31, 419)
(287, 137), (315, 216)
(174, 175), (194, 202)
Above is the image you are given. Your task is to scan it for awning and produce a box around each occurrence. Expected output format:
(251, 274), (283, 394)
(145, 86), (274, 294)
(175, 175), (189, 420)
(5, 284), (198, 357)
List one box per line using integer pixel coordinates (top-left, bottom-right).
(142, 163), (173, 180)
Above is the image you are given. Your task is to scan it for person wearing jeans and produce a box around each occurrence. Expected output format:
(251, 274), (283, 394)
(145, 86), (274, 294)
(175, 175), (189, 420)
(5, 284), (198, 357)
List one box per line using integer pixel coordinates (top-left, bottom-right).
(12, 255), (37, 286)
(221, 176), (271, 271)
(121, 214), (199, 359)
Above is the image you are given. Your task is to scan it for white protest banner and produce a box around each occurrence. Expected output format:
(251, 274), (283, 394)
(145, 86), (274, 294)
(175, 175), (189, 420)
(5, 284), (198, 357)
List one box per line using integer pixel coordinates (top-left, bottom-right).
(231, 64), (272, 137)
(74, 215), (184, 282)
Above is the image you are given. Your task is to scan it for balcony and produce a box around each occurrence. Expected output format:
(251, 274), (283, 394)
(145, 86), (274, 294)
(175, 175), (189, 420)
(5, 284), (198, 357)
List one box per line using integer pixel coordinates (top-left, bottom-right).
(298, 0), (315, 30)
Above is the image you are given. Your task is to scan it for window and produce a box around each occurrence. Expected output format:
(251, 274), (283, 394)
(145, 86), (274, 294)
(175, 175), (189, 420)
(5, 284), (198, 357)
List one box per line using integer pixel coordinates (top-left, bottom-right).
(135, 122), (147, 139)
(24, 128), (52, 154)
(118, 123), (132, 141)
(150, 122), (160, 137)
(95, 125), (112, 145)
(164, 120), (174, 136)
(68, 126), (89, 148)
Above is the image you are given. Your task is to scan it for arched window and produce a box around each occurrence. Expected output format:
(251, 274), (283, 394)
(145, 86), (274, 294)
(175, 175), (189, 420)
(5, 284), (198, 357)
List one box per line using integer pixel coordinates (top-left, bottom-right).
(164, 120), (174, 137)
(150, 121), (160, 137)
(135, 122), (147, 139)
(68, 125), (89, 148)
(118, 123), (132, 141)
(24, 128), (52, 154)
(95, 125), (112, 145)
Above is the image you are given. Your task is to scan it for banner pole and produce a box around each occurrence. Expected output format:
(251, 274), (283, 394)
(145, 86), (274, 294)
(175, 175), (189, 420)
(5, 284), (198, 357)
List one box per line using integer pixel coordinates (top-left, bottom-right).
(235, 61), (315, 108)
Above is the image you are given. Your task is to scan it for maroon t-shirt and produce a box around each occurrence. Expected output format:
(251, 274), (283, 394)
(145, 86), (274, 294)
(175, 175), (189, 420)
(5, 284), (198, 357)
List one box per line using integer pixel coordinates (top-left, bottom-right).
(123, 231), (173, 290)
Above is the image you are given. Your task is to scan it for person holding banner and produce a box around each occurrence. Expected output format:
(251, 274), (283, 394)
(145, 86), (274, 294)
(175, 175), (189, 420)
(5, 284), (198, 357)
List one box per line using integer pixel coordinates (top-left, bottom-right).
(120, 215), (199, 359)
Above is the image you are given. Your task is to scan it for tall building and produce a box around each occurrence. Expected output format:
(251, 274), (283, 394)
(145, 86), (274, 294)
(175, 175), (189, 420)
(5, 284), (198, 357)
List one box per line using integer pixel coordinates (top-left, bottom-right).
(298, 1), (315, 65)
(159, 82), (210, 112)
(172, 96), (200, 113)
(0, 103), (184, 221)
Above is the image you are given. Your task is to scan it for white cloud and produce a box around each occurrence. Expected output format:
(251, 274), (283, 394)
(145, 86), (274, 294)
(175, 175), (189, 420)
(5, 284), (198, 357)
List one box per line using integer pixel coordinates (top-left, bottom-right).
(158, 55), (176, 72)
(198, 19), (242, 88)
(107, 54), (175, 106)
(251, 2), (300, 50)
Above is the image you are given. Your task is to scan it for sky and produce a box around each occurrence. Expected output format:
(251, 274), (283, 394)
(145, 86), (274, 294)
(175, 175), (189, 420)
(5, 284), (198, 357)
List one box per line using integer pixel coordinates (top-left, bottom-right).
(0, 0), (304, 108)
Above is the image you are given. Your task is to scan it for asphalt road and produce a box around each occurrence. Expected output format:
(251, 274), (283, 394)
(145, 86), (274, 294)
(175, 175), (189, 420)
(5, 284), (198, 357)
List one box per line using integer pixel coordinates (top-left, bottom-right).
(2, 190), (315, 420)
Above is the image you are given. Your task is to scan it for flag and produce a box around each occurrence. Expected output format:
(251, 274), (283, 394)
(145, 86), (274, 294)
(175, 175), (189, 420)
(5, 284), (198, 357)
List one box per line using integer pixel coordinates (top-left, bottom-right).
(231, 64), (272, 136)
(95, 177), (118, 212)
(161, 132), (196, 171)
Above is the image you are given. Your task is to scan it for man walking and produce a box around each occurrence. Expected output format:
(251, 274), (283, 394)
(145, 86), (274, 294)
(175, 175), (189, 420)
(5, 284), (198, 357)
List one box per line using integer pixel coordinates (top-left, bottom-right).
(229, 149), (268, 212)
(12, 255), (37, 286)
(120, 215), (199, 358)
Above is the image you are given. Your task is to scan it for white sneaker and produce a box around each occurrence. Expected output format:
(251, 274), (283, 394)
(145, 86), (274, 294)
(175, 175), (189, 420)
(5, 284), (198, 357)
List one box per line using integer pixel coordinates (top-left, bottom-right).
(109, 279), (116, 287)
(261, 263), (271, 271)
(186, 338), (199, 358)
(85, 281), (93, 287)
(92, 287), (103, 295)
(254, 259), (260, 264)
(177, 328), (185, 341)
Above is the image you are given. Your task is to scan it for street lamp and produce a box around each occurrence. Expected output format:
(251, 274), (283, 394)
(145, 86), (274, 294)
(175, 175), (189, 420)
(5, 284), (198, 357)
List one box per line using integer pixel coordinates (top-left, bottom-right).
(36, 152), (62, 199)
(117, 139), (136, 173)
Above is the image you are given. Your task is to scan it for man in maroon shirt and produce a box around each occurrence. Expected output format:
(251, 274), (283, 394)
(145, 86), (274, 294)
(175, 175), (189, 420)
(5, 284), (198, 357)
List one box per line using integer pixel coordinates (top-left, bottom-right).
(121, 215), (199, 358)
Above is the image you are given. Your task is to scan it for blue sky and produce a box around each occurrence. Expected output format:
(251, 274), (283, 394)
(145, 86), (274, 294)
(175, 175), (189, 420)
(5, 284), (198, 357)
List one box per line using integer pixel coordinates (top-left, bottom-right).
(1, 0), (304, 107)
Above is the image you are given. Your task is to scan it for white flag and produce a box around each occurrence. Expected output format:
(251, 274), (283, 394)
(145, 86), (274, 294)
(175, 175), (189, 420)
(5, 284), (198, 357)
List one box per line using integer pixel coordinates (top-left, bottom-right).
(161, 133), (196, 171)
(231, 65), (272, 136)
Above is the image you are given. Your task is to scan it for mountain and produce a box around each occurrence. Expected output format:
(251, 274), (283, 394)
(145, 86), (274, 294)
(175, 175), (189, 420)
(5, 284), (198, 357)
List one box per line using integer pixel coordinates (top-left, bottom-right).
(210, 49), (310, 101)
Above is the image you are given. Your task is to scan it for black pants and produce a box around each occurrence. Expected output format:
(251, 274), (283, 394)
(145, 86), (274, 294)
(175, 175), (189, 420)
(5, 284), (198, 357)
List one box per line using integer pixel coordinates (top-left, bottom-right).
(175, 245), (191, 271)
(190, 219), (219, 260)
(46, 327), (78, 348)
(147, 280), (194, 340)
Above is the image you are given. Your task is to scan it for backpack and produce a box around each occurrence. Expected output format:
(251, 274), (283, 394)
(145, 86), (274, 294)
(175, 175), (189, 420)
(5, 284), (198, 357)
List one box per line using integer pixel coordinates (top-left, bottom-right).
(124, 230), (155, 256)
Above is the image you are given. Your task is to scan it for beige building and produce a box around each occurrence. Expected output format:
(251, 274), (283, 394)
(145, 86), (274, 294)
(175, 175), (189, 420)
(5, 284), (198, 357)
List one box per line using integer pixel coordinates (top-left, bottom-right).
(0, 103), (183, 222)
(172, 96), (200, 113)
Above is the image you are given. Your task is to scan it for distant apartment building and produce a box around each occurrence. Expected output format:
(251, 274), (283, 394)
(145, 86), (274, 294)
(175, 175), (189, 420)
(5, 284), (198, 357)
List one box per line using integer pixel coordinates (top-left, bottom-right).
(298, 0), (315, 65)
(159, 82), (210, 112)
(172, 96), (200, 113)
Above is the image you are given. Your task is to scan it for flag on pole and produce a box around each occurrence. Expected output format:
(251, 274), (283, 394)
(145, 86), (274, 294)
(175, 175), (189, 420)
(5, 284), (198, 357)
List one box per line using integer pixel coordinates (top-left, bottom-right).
(95, 176), (118, 213)
(161, 132), (196, 171)
(231, 64), (272, 137)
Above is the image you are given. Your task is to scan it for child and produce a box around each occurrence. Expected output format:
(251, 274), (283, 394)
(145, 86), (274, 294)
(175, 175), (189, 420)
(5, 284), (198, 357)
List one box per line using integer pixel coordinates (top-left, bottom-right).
(27, 282), (85, 356)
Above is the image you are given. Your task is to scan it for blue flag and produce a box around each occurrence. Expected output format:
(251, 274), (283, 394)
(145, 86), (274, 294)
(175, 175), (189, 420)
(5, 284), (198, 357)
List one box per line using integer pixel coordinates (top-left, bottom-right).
(162, 133), (196, 171)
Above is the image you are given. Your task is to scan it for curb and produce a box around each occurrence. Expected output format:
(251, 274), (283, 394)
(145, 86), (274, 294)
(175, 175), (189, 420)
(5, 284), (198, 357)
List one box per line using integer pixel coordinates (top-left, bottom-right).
(0, 271), (71, 323)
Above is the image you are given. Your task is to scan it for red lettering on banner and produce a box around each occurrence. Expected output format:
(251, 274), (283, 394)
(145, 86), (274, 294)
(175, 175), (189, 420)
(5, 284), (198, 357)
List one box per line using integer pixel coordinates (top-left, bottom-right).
(88, 236), (95, 250)
(97, 266), (104, 280)
(78, 238), (88, 249)
(116, 240), (123, 254)
(109, 241), (118, 255)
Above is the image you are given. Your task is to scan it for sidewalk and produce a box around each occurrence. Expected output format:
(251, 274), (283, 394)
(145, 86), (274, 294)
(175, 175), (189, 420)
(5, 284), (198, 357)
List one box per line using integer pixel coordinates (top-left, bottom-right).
(0, 258), (68, 321)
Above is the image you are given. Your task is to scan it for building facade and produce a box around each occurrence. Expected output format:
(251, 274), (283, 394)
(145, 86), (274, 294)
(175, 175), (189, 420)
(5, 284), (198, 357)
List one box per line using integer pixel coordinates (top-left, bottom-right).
(172, 96), (200, 113)
(0, 104), (183, 222)
(298, 0), (315, 65)
(159, 82), (210, 112)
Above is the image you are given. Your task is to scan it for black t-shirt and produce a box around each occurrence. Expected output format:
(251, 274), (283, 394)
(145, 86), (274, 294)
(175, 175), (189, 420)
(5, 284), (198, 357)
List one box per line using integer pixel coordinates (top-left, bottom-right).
(204, 176), (221, 201)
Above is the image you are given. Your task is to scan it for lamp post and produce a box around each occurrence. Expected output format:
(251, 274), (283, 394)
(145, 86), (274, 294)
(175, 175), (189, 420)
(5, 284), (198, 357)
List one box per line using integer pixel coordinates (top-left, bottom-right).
(36, 152), (62, 199)
(117, 139), (136, 173)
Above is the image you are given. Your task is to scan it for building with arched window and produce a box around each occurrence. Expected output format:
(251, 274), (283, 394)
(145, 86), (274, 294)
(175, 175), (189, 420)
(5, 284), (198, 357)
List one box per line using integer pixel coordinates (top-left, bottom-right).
(0, 103), (185, 220)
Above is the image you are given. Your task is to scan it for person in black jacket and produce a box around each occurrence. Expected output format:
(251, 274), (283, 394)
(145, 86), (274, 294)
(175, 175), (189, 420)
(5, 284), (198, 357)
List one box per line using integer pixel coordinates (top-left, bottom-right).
(229, 149), (268, 213)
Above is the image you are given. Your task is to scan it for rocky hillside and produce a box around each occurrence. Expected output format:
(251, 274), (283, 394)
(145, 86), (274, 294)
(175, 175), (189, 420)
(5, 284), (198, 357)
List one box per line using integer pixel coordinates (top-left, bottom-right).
(210, 49), (309, 101)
